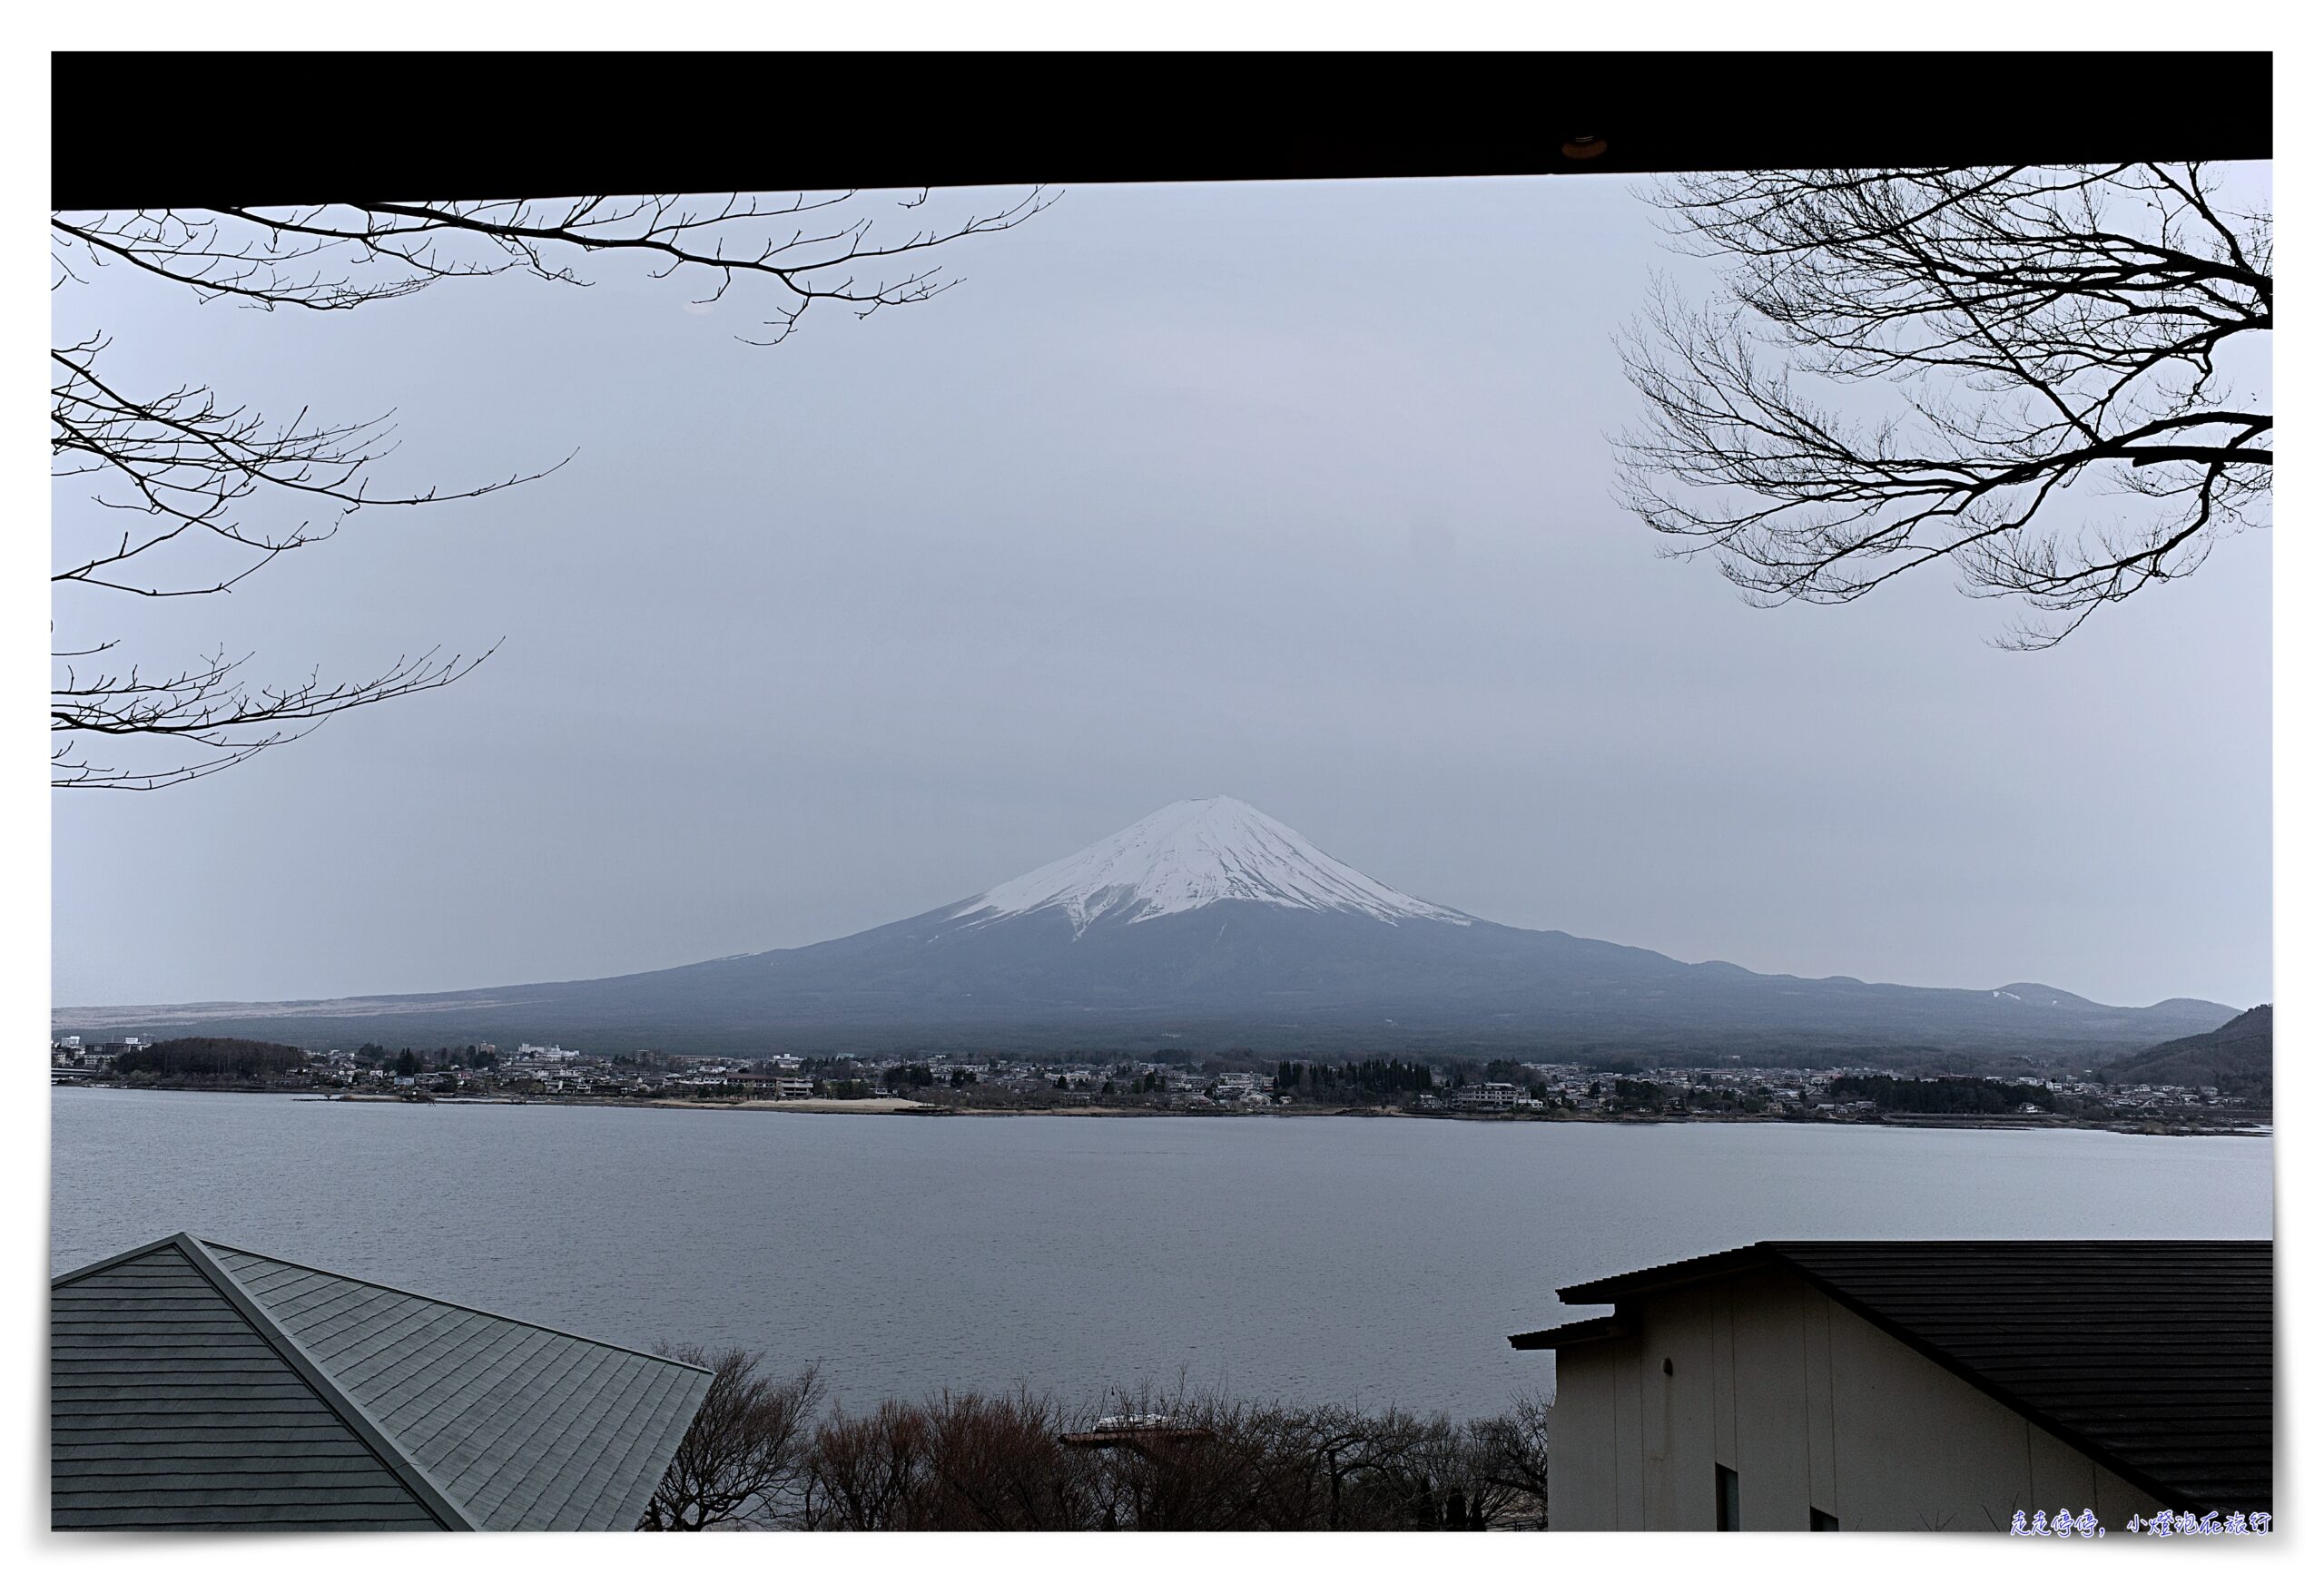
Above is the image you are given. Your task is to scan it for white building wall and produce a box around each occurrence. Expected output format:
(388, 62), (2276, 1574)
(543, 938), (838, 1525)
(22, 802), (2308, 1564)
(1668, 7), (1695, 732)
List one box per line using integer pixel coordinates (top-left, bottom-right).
(1544, 1336), (1619, 1528)
(1544, 1270), (2157, 1531)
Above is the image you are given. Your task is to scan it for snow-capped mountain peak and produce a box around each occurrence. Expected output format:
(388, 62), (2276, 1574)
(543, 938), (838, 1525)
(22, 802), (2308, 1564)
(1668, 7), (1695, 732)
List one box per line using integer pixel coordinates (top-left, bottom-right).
(948, 797), (1471, 936)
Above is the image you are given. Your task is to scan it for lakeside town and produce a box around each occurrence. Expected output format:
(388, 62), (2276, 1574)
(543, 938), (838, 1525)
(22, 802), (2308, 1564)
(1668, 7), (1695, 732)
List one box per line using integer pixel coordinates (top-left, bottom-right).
(49, 1033), (2269, 1135)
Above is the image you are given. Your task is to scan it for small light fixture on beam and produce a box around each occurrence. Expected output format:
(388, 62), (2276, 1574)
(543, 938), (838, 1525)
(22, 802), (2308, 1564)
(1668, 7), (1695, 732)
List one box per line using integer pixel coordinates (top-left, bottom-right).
(1562, 134), (1609, 161)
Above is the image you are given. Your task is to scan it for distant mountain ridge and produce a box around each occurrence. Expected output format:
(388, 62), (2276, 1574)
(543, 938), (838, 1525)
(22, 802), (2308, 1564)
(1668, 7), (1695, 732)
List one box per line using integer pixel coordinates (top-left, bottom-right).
(54, 797), (2238, 1058)
(2104, 1005), (2273, 1098)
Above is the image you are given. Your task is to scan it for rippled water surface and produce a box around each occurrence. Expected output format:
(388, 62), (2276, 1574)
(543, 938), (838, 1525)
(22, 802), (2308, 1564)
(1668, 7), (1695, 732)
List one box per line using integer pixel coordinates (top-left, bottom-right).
(52, 1090), (2271, 1419)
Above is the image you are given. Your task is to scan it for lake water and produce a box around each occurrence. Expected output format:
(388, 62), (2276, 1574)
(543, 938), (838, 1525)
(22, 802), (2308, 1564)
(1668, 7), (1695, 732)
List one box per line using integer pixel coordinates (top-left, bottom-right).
(50, 1090), (2272, 1422)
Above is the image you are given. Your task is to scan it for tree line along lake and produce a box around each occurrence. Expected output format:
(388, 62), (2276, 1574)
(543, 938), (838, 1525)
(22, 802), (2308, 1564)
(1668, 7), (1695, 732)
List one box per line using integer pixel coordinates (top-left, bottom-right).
(51, 1087), (2273, 1423)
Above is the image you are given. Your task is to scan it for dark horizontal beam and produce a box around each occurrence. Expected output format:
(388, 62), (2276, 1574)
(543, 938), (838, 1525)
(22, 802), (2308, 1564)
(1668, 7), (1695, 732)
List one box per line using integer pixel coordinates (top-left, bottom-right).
(1508, 1312), (1639, 1351)
(54, 52), (2272, 213)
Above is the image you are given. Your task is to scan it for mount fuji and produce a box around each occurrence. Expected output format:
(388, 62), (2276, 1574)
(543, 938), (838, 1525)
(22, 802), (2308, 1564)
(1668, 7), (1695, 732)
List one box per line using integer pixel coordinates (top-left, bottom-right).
(946, 797), (1472, 935)
(56, 797), (2236, 1058)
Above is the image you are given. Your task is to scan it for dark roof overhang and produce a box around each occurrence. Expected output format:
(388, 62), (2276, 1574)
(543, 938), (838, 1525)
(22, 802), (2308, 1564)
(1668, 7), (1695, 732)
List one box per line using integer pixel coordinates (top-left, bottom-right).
(1509, 1312), (1639, 1352)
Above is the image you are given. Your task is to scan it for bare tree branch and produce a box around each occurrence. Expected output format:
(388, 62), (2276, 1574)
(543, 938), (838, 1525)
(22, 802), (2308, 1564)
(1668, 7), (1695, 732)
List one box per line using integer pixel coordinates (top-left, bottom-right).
(51, 188), (1057, 344)
(1616, 162), (2270, 647)
(53, 188), (1049, 788)
(52, 334), (556, 599)
(50, 644), (497, 792)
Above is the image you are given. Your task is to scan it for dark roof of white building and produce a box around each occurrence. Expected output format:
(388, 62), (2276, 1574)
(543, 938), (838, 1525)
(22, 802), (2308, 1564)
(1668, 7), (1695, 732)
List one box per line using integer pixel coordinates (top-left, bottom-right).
(1512, 1239), (2272, 1512)
(52, 1233), (712, 1531)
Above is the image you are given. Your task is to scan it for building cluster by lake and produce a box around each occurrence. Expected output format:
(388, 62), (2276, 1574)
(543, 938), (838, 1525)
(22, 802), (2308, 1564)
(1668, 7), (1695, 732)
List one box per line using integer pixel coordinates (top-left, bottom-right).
(45, 1036), (2263, 1130)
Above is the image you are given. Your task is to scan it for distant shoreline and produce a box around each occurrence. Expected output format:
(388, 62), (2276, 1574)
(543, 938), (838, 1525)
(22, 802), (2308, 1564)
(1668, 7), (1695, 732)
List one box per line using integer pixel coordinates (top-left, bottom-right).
(51, 1085), (2269, 1138)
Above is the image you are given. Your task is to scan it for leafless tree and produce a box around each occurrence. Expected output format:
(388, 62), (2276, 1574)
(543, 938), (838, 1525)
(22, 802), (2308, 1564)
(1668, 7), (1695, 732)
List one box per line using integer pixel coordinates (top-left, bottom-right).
(1058, 1382), (1505, 1531)
(796, 1398), (933, 1529)
(650, 1362), (1548, 1531)
(1262, 1400), (1447, 1530)
(1078, 1390), (1315, 1530)
(635, 1349), (822, 1531)
(904, 1390), (1095, 1530)
(1617, 162), (2270, 647)
(1459, 1389), (1551, 1529)
(52, 189), (1051, 789)
(794, 1388), (1100, 1531)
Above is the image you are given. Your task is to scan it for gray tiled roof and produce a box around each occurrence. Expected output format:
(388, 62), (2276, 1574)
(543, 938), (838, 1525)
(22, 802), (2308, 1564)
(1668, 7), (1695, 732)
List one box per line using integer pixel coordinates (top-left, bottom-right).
(209, 1244), (710, 1530)
(1513, 1239), (2273, 1512)
(52, 1242), (448, 1530)
(52, 1234), (712, 1532)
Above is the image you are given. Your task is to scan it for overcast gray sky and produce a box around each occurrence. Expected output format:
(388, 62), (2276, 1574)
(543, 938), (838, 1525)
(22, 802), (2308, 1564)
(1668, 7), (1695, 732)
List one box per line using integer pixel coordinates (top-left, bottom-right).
(51, 172), (2271, 1011)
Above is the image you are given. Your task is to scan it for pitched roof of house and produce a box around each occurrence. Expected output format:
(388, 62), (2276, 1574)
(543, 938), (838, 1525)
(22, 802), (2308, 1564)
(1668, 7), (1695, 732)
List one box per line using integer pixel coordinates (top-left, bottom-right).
(52, 1233), (713, 1531)
(1511, 1239), (2272, 1512)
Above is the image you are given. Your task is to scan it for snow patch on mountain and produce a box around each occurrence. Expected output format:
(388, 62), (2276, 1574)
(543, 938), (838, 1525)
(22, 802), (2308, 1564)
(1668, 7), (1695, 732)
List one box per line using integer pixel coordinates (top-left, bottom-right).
(948, 797), (1472, 937)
